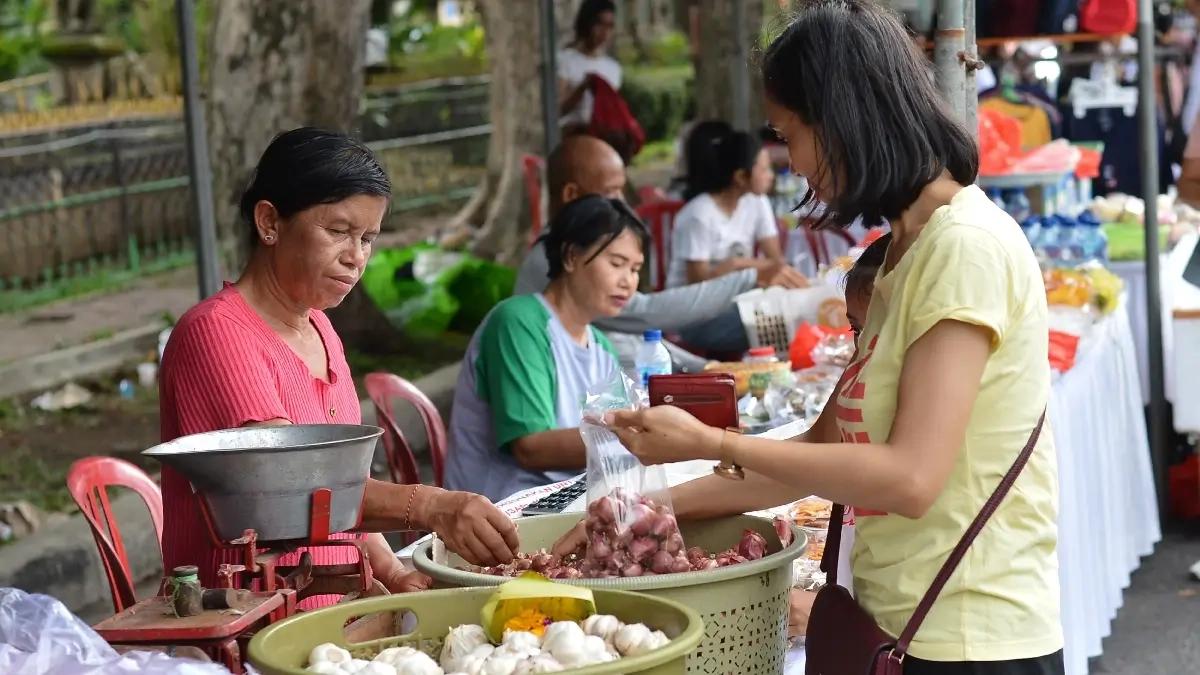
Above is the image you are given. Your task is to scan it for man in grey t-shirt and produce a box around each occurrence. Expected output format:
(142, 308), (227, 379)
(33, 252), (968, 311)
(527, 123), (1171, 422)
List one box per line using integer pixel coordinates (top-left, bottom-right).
(517, 135), (804, 371)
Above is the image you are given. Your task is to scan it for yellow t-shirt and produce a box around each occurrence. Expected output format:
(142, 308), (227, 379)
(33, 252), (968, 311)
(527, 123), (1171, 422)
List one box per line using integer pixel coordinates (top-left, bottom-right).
(834, 184), (1062, 661)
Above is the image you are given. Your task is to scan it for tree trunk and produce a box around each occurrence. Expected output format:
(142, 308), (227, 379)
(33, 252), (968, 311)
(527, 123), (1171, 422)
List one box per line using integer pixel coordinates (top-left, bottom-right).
(445, 0), (551, 265)
(207, 0), (370, 270)
(206, 0), (403, 351)
(692, 0), (764, 127)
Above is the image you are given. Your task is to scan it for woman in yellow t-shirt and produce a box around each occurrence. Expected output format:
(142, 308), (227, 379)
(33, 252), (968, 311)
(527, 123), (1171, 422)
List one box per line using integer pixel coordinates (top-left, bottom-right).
(586, 2), (1063, 673)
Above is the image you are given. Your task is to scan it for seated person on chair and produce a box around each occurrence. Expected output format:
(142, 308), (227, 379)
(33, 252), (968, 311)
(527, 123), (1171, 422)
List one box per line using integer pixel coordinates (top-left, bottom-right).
(515, 135), (805, 372)
(667, 127), (792, 289)
(446, 196), (647, 502)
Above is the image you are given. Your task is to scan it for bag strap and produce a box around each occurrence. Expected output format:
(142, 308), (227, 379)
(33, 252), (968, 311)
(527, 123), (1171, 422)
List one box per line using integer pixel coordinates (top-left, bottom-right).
(817, 410), (1046, 649)
(894, 409), (1046, 656)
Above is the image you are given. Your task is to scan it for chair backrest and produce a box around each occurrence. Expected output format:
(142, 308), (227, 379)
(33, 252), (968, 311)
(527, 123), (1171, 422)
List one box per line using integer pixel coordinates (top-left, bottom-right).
(66, 456), (164, 613)
(799, 219), (858, 267)
(522, 154), (546, 250)
(364, 372), (448, 488)
(635, 199), (685, 291)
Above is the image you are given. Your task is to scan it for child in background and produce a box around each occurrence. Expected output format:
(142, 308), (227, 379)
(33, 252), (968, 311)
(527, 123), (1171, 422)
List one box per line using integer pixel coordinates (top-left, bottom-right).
(843, 231), (892, 337)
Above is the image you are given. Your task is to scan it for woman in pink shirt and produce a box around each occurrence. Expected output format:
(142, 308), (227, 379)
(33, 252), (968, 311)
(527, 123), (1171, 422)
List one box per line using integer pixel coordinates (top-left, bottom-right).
(159, 128), (518, 604)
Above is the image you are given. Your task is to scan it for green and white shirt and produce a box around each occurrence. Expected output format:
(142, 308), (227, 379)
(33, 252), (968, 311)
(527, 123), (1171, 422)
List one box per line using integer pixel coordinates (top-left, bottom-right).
(444, 294), (617, 501)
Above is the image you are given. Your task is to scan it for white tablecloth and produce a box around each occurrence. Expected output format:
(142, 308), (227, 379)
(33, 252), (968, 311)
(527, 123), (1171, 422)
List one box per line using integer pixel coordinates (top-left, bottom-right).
(1051, 301), (1161, 675)
(1109, 259), (1175, 404)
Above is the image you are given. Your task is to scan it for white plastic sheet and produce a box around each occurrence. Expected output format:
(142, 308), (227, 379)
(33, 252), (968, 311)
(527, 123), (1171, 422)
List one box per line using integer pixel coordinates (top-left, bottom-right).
(0, 588), (234, 674)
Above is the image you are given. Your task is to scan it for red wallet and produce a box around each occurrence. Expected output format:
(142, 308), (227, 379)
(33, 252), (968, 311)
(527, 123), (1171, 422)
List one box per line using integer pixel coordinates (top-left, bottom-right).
(647, 373), (739, 430)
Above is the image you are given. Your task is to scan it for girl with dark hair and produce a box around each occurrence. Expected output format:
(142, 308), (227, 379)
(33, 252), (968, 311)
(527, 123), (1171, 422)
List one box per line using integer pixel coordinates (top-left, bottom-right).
(445, 196), (649, 502)
(558, 0), (620, 131)
(665, 126), (791, 289)
(159, 128), (519, 607)
(581, 2), (1064, 672)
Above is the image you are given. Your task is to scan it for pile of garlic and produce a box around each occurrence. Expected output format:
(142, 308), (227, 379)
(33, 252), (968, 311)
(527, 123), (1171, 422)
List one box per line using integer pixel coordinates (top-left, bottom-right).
(304, 616), (671, 675)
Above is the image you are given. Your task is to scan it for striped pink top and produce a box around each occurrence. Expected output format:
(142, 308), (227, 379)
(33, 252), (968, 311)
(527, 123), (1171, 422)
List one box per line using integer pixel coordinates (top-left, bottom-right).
(158, 283), (364, 607)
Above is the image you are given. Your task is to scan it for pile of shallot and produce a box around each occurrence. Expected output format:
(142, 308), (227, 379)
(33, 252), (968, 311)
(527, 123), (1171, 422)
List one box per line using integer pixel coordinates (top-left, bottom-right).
(467, 492), (790, 579)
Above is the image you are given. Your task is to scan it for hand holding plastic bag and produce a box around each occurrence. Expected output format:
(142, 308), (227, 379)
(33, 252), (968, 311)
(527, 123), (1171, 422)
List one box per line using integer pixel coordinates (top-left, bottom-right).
(0, 588), (234, 674)
(578, 371), (690, 578)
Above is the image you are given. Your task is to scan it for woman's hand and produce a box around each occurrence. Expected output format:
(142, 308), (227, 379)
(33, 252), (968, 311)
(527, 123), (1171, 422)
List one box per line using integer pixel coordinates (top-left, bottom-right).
(605, 406), (723, 465)
(380, 566), (432, 594)
(550, 519), (587, 558)
(424, 489), (520, 566)
(788, 589), (816, 638)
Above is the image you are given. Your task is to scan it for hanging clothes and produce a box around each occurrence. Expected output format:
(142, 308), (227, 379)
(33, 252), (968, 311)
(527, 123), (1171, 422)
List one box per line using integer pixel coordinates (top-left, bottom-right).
(1061, 103), (1170, 196)
(587, 74), (645, 161)
(980, 96), (1053, 149)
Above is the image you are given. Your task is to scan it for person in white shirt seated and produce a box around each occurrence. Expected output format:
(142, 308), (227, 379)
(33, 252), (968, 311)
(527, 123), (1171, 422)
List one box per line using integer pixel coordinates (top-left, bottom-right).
(667, 126), (806, 352)
(558, 0), (620, 135)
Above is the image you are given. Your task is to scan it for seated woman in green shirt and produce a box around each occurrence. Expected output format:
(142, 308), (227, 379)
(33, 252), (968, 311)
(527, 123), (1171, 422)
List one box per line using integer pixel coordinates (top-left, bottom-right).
(445, 196), (649, 502)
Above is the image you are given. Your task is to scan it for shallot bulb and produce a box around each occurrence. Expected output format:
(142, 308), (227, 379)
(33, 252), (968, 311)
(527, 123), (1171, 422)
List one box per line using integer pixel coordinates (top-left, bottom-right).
(737, 529), (769, 560)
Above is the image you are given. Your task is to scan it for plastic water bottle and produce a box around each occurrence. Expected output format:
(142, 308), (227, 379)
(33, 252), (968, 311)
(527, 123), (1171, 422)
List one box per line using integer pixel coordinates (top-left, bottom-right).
(1005, 190), (1032, 222)
(988, 189), (1007, 213)
(118, 378), (135, 399)
(635, 329), (672, 388)
(1077, 211), (1108, 264)
(1038, 216), (1062, 263)
(1058, 216), (1085, 263)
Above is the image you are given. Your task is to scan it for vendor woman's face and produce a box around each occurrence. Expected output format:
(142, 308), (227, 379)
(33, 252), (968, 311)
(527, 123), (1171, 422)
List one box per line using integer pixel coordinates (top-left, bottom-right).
(765, 98), (833, 203)
(260, 194), (387, 310)
(564, 229), (643, 318)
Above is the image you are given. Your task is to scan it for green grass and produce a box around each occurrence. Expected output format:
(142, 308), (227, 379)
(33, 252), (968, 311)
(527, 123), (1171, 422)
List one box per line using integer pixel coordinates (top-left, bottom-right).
(346, 332), (471, 393)
(0, 446), (76, 515)
(631, 138), (677, 169)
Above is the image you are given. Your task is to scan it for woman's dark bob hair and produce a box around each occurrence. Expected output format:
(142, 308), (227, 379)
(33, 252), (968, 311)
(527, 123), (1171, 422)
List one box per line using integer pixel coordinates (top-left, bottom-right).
(543, 195), (649, 280)
(574, 0), (616, 44)
(683, 126), (762, 201)
(239, 127), (391, 246)
(761, 0), (978, 228)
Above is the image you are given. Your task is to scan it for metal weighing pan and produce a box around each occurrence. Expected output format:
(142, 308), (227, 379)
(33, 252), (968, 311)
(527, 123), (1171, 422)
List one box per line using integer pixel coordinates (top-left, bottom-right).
(143, 424), (381, 542)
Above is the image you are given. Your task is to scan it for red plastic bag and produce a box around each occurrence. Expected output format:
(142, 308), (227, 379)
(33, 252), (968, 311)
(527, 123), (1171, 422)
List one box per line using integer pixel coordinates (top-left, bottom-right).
(1048, 330), (1080, 373)
(978, 108), (1024, 176)
(1079, 0), (1135, 34)
(588, 74), (645, 160)
(789, 322), (852, 370)
(1168, 454), (1200, 520)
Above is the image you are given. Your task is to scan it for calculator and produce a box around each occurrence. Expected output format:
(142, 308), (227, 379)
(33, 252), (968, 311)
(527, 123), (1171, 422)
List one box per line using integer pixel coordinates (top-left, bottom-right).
(521, 477), (587, 516)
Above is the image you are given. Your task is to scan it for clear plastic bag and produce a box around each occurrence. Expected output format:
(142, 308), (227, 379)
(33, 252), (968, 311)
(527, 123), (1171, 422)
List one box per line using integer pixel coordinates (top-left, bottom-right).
(578, 371), (689, 578)
(0, 588), (234, 675)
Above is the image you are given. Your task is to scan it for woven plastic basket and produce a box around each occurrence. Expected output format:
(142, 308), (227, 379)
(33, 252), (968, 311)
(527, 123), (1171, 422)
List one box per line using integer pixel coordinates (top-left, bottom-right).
(735, 286), (848, 355)
(248, 587), (703, 675)
(412, 513), (805, 675)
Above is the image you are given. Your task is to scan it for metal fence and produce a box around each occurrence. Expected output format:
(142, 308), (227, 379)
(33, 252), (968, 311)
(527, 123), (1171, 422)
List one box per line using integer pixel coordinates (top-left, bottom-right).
(0, 79), (493, 308)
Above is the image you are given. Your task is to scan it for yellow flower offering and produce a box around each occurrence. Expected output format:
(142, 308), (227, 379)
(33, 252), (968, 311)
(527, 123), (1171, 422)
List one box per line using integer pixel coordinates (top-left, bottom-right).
(481, 573), (597, 642)
(504, 607), (552, 637)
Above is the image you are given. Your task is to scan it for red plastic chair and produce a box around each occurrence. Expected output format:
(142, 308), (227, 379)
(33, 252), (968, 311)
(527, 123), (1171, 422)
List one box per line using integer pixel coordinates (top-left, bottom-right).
(365, 372), (448, 488)
(635, 199), (685, 291)
(637, 185), (668, 206)
(66, 456), (165, 613)
(522, 154), (546, 249)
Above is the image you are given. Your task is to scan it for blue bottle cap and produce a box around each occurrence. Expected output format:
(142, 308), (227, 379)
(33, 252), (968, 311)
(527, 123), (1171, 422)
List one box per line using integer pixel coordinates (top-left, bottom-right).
(643, 329), (663, 342)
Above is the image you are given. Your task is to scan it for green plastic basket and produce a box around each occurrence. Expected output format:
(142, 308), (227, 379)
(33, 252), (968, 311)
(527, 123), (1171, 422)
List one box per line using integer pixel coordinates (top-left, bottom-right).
(248, 587), (703, 675)
(412, 514), (806, 675)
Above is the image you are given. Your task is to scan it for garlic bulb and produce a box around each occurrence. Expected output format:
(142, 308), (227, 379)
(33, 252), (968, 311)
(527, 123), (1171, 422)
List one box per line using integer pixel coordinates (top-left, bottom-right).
(453, 653), (489, 675)
(501, 630), (542, 652)
(307, 663), (345, 675)
(493, 643), (541, 662)
(441, 625), (490, 668)
(375, 647), (420, 666)
(310, 643), (353, 666)
(343, 660), (371, 674)
(541, 621), (588, 666)
(613, 623), (652, 656)
(513, 654), (565, 674)
(359, 662), (399, 675)
(581, 635), (615, 664)
(479, 654), (520, 675)
(581, 614), (621, 642)
(393, 651), (443, 675)
(644, 630), (671, 652)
